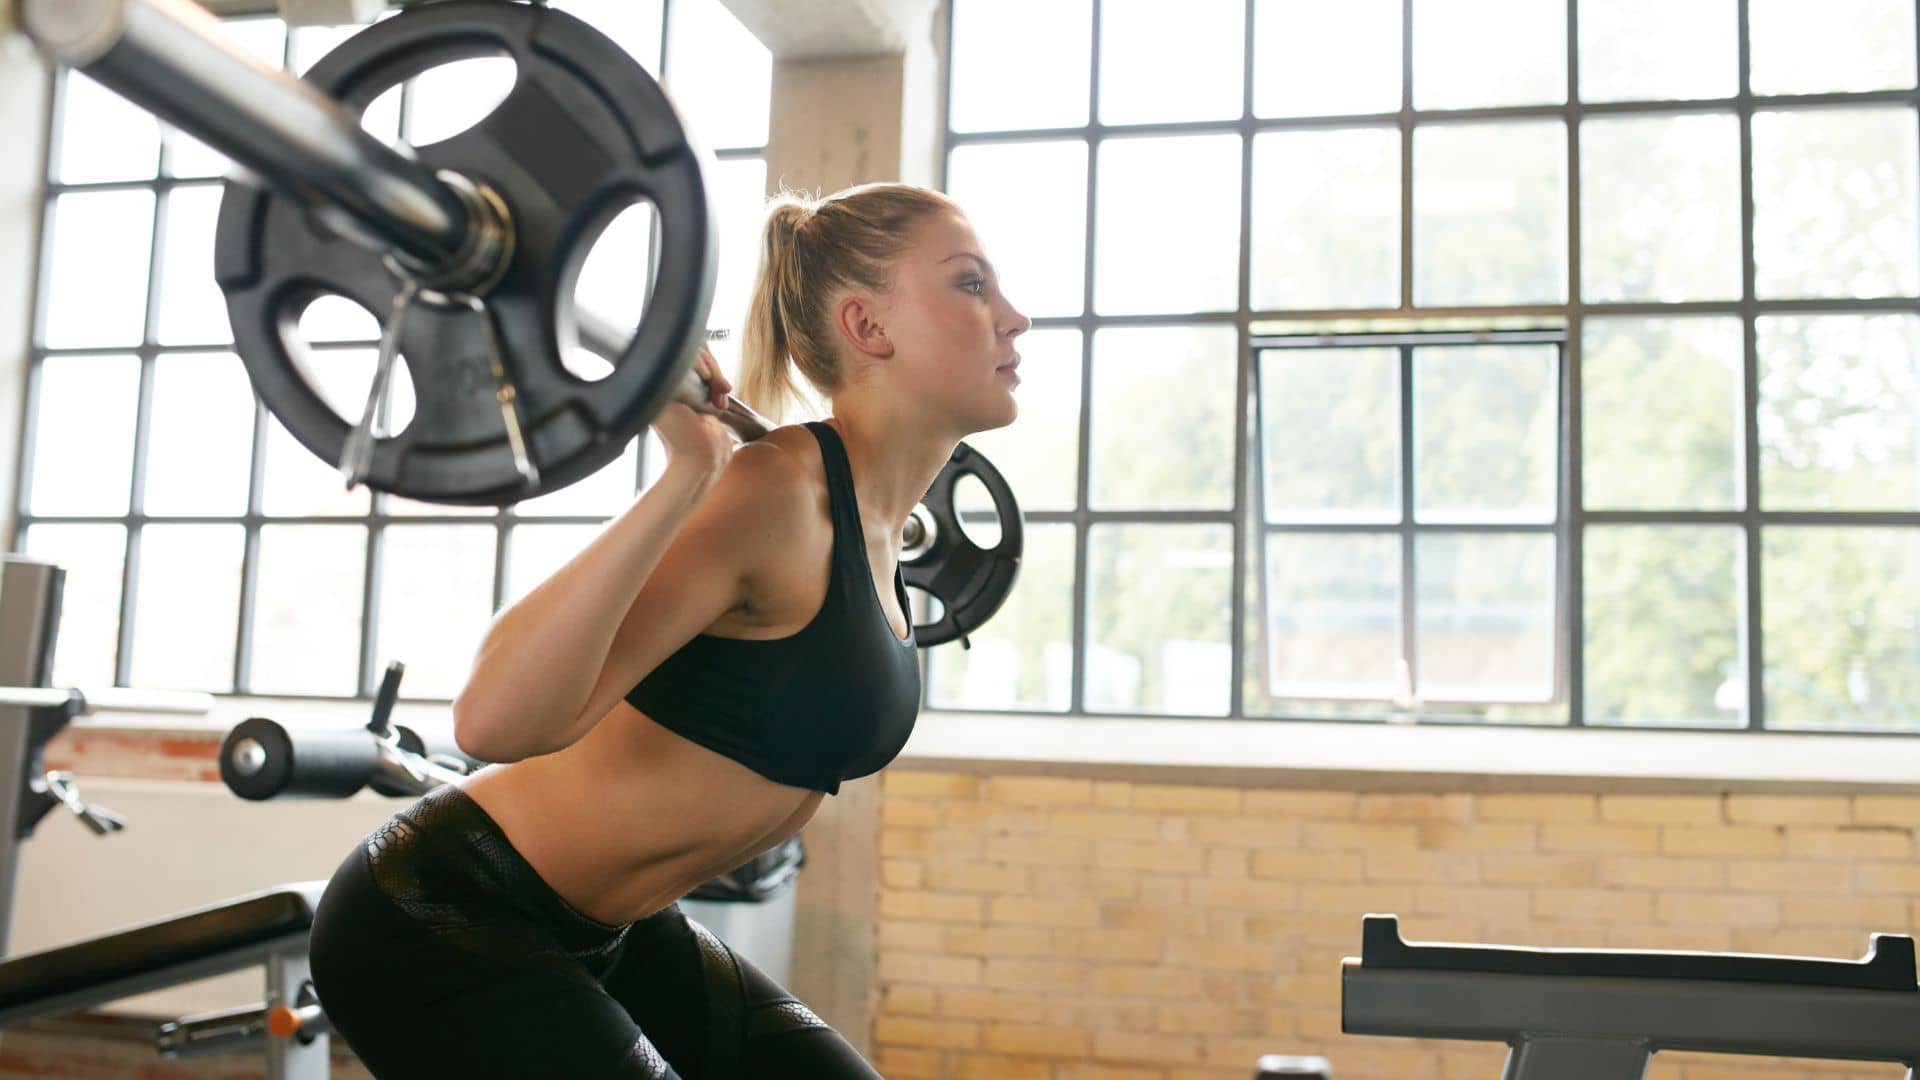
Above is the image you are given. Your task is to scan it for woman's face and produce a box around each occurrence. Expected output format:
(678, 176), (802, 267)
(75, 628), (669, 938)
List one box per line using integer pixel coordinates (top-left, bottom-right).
(875, 210), (1030, 434)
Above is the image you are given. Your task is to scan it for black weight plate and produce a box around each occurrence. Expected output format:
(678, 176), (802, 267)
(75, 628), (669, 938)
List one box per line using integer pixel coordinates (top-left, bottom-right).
(214, 1), (716, 504)
(903, 442), (1023, 648)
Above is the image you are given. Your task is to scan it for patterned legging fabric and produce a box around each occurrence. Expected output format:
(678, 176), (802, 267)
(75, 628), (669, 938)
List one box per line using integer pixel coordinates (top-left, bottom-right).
(308, 785), (882, 1079)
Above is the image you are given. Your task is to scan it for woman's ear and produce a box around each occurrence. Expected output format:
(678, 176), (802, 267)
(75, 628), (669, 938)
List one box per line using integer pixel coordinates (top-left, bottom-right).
(834, 294), (894, 359)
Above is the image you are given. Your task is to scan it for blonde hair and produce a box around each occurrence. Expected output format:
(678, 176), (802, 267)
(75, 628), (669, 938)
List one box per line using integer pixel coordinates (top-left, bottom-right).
(737, 183), (961, 421)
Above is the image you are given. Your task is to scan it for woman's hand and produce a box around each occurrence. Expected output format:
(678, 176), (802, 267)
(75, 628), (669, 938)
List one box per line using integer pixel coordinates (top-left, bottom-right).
(651, 345), (736, 485)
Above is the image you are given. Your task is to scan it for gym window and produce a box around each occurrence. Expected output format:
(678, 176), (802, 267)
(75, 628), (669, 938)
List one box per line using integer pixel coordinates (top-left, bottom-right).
(14, 0), (773, 702)
(932, 0), (1920, 733)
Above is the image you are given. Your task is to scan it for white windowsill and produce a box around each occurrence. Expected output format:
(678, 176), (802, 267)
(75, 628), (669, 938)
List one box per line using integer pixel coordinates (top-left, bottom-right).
(53, 696), (1920, 795)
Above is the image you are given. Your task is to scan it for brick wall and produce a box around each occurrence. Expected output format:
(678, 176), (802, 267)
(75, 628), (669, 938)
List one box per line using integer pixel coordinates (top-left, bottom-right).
(870, 771), (1920, 1080)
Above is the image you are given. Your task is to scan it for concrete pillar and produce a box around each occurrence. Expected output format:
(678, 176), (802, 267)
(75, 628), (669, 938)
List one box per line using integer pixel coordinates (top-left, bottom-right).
(0, 36), (54, 548)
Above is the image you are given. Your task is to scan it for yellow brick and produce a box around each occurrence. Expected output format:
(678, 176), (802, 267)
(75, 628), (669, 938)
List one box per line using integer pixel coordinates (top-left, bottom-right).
(986, 833), (1095, 865)
(1661, 826), (1783, 857)
(1104, 902), (1210, 936)
(1030, 865), (1093, 899)
(952, 1054), (1052, 1080)
(882, 859), (925, 889)
(1725, 794), (1851, 825)
(1154, 1002), (1266, 1036)
(1363, 849), (1478, 884)
(1415, 885), (1531, 919)
(1299, 883), (1416, 917)
(879, 951), (984, 986)
(881, 798), (942, 829)
(1094, 964), (1203, 998)
(1097, 839), (1207, 874)
(946, 925), (1053, 958)
(939, 988), (1049, 1022)
(886, 770), (982, 799)
(1417, 823), (1536, 852)
(1599, 794), (1723, 826)
(989, 896), (1100, 928)
(981, 1023), (1093, 1058)
(1191, 815), (1302, 847)
(1054, 927), (1165, 962)
(1853, 795), (1920, 827)
(878, 920), (947, 952)
(1251, 850), (1364, 881)
(1205, 908), (1246, 943)
(1724, 859), (1849, 893)
(1857, 863), (1920, 892)
(1184, 878), (1299, 911)
(1140, 875), (1185, 906)
(1478, 793), (1597, 824)
(1243, 790), (1359, 819)
(1092, 1029), (1202, 1065)
(1208, 848), (1248, 879)
(1165, 936), (1278, 972)
(1301, 821), (1420, 850)
(1133, 782), (1243, 815)
(1159, 817), (1191, 844)
(943, 802), (1050, 831)
(1355, 793), (1475, 822)
(1056, 1064), (1162, 1080)
(880, 890), (983, 923)
(1731, 926), (1866, 958)
(880, 828), (931, 857)
(983, 958), (1089, 992)
(925, 860), (1031, 894)
(1050, 809), (1163, 841)
(1481, 853), (1600, 887)
(984, 775), (1093, 806)
(883, 984), (939, 1015)
(1656, 892), (1779, 926)
(1780, 894), (1910, 929)
(1602, 856), (1723, 890)
(873, 1015), (979, 1050)
(1533, 888), (1654, 922)
(1603, 923), (1733, 952)
(1092, 868), (1144, 900)
(1786, 827), (1912, 860)
(1540, 823), (1662, 854)
(872, 1046), (941, 1079)
(1046, 995), (1158, 1031)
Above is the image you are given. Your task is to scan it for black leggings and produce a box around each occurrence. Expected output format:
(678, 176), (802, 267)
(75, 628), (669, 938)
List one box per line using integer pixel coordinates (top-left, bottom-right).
(308, 785), (882, 1079)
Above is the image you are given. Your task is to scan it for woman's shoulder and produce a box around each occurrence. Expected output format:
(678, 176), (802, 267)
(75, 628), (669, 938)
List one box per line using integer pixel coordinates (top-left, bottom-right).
(702, 423), (830, 532)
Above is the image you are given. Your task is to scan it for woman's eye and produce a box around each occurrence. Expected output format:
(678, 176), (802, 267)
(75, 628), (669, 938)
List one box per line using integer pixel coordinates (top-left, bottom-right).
(960, 278), (986, 296)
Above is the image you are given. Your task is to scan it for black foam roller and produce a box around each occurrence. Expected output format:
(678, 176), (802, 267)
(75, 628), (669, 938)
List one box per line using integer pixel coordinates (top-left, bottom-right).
(219, 716), (382, 800)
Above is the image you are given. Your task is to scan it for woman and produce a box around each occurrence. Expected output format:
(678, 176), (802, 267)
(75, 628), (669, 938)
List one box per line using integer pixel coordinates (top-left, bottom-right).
(307, 182), (1031, 1079)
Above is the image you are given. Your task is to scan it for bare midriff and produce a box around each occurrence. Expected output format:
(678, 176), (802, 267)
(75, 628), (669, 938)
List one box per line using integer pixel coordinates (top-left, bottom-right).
(458, 699), (825, 927)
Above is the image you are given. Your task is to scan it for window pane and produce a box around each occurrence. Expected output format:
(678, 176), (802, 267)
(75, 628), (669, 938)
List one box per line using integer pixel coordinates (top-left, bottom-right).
(375, 527), (496, 699)
(709, 157), (768, 332)
(56, 73), (160, 184)
(554, 0), (664, 74)
(43, 190), (155, 350)
(1764, 527), (1920, 732)
(1094, 134), (1242, 315)
(405, 57), (516, 148)
(18, 525), (126, 689)
(260, 414), (372, 518)
(513, 440), (639, 518)
(1749, 0), (1917, 96)
(29, 355), (139, 517)
(1582, 317), (1742, 511)
(1413, 122), (1567, 306)
(1416, 532), (1555, 701)
(1262, 532), (1400, 698)
(128, 525), (243, 690)
(951, 0), (1090, 132)
(947, 140), (1089, 319)
(1251, 128), (1400, 311)
(1091, 326), (1237, 510)
(1087, 525), (1233, 715)
(155, 185), (233, 346)
(145, 352), (255, 517)
(1580, 113), (1742, 303)
(1752, 108), (1920, 301)
(1253, 0), (1401, 118)
(504, 524), (603, 606)
(930, 524), (1075, 711)
(1412, 0), (1566, 110)
(1099, 0), (1243, 125)
(664, 0), (770, 149)
(1585, 525), (1743, 728)
(251, 525), (367, 696)
(1757, 314), (1920, 511)
(1259, 347), (1399, 522)
(1577, 0), (1737, 103)
(954, 329), (1082, 512)
(1415, 344), (1558, 522)
(167, 19), (293, 177)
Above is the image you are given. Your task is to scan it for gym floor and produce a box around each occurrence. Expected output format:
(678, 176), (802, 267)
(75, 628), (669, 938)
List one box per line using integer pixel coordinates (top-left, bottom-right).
(0, 2), (1917, 1079)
